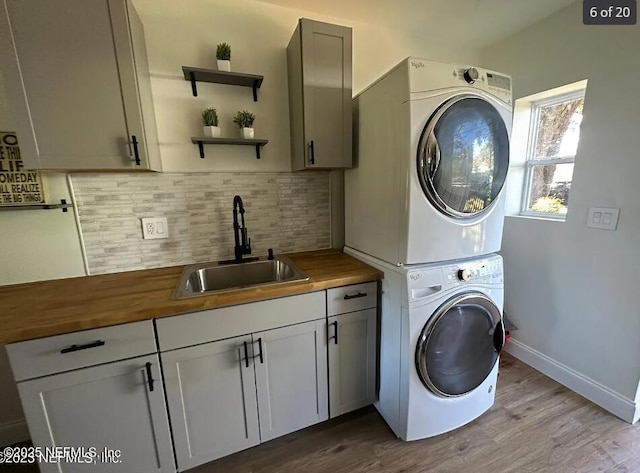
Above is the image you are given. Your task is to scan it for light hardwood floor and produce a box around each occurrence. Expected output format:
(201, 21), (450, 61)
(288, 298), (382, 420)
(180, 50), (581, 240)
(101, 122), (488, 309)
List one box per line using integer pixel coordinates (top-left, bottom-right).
(4, 354), (639, 473)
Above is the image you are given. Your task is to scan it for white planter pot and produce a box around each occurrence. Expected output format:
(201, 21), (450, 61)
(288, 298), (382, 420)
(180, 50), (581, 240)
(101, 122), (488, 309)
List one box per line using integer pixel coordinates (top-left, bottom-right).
(241, 127), (255, 139)
(217, 60), (231, 72)
(203, 126), (220, 138)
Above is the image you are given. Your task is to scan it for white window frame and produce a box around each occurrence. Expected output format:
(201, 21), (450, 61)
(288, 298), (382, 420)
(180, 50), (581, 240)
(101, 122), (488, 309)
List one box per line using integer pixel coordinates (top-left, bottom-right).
(521, 89), (585, 219)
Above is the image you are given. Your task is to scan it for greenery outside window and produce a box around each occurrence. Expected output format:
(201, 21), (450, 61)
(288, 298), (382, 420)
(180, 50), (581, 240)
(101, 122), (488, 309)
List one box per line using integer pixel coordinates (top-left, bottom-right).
(522, 90), (585, 218)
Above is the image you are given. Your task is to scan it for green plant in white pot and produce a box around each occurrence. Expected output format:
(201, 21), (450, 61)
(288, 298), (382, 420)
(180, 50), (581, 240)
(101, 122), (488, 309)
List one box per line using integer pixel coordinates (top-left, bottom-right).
(216, 43), (231, 72)
(233, 110), (255, 139)
(202, 108), (220, 138)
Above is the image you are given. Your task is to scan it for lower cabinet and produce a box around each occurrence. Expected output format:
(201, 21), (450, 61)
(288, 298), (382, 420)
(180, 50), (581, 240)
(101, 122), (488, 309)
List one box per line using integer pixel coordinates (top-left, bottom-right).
(254, 320), (328, 441)
(328, 308), (378, 418)
(8, 284), (378, 472)
(162, 319), (328, 471)
(161, 335), (259, 471)
(17, 354), (175, 473)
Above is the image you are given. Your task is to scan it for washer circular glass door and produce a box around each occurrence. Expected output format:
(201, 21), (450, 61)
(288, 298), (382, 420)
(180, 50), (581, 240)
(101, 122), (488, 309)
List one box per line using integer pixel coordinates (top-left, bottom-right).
(415, 292), (504, 397)
(417, 94), (510, 219)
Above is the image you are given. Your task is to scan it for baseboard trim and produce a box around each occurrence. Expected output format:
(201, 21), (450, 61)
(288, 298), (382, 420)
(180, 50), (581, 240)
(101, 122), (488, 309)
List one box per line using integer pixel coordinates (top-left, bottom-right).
(0, 420), (29, 447)
(505, 338), (638, 424)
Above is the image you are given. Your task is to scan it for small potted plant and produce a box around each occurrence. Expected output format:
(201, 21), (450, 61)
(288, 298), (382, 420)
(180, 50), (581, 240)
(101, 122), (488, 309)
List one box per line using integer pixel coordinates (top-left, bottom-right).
(202, 107), (220, 138)
(233, 110), (256, 139)
(216, 42), (231, 72)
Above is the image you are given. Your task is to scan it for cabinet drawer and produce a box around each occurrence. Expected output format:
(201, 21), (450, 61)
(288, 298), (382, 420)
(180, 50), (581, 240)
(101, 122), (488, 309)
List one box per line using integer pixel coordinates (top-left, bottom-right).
(7, 321), (157, 382)
(156, 291), (326, 352)
(327, 282), (377, 316)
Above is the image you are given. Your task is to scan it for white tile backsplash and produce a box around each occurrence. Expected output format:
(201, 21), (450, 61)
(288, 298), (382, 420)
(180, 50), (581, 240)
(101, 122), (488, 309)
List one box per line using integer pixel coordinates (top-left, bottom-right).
(71, 172), (331, 274)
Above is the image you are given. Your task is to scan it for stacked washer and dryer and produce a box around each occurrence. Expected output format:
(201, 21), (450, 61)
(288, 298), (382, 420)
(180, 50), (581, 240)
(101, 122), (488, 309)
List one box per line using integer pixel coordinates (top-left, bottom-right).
(344, 58), (512, 440)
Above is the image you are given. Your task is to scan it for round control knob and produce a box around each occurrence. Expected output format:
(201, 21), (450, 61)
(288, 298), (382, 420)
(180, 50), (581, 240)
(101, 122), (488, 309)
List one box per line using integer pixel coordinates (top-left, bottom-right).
(458, 268), (473, 281)
(463, 68), (479, 84)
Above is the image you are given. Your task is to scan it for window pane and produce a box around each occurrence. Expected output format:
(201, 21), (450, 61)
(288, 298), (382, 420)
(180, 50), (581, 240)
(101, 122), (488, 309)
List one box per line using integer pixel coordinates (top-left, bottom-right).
(534, 96), (584, 159)
(527, 163), (574, 214)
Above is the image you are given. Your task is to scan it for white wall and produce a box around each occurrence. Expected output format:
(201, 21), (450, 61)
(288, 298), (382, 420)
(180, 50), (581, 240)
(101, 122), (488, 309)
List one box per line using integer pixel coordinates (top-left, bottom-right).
(481, 2), (640, 416)
(133, 0), (479, 173)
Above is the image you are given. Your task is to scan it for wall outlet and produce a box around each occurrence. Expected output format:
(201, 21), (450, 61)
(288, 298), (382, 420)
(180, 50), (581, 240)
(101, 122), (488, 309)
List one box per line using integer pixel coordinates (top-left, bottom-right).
(141, 217), (169, 240)
(587, 207), (619, 231)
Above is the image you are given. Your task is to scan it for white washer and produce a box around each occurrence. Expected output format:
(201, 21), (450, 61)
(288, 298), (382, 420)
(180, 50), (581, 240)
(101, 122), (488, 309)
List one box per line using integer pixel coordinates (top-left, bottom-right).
(345, 248), (504, 440)
(345, 57), (513, 265)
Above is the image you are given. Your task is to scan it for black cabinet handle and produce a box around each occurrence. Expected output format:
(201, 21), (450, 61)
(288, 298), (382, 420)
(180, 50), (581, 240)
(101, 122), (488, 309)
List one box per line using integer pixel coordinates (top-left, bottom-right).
(309, 140), (315, 165)
(328, 321), (338, 345)
(253, 338), (264, 364)
(132, 135), (140, 166)
(60, 340), (105, 354)
(344, 292), (367, 300)
(243, 341), (249, 368)
(145, 362), (155, 392)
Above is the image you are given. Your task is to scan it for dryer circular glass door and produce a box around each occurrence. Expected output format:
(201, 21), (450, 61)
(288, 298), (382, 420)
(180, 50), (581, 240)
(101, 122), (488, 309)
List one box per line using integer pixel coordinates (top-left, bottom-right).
(417, 94), (509, 219)
(415, 292), (504, 397)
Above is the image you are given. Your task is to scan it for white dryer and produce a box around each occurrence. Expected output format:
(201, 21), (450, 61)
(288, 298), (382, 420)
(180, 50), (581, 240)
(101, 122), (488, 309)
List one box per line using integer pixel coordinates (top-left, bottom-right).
(345, 248), (504, 440)
(346, 57), (513, 265)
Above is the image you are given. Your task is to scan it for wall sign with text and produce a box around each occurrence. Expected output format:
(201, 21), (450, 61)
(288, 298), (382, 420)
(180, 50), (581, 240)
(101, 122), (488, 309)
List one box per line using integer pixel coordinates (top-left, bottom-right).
(0, 131), (46, 206)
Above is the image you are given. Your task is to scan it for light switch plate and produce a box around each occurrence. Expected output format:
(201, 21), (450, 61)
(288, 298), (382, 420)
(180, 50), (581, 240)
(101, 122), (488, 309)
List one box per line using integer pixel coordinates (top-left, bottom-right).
(587, 207), (619, 231)
(141, 217), (169, 239)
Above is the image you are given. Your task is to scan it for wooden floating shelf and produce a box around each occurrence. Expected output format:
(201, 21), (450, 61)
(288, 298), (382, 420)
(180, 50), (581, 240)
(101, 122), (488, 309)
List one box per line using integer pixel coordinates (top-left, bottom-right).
(182, 66), (264, 101)
(191, 137), (269, 160)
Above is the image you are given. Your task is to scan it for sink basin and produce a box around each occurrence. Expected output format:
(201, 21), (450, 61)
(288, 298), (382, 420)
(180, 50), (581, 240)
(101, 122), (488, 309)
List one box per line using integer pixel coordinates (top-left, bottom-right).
(173, 256), (309, 299)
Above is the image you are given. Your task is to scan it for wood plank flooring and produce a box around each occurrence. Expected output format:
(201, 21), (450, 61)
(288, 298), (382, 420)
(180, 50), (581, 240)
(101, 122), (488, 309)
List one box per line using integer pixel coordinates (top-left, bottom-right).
(3, 354), (639, 473)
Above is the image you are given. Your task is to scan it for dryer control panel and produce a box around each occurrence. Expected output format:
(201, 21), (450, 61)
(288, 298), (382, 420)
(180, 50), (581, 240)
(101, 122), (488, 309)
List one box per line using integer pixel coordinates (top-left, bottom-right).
(407, 57), (512, 106)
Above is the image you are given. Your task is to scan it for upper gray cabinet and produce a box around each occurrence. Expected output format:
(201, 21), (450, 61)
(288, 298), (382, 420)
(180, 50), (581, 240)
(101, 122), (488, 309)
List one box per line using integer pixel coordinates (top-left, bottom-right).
(287, 19), (352, 171)
(0, 0), (161, 171)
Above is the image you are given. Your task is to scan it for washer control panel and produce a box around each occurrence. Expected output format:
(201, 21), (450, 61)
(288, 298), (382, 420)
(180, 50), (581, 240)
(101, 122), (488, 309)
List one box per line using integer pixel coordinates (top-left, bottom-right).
(444, 256), (503, 287)
(406, 255), (503, 304)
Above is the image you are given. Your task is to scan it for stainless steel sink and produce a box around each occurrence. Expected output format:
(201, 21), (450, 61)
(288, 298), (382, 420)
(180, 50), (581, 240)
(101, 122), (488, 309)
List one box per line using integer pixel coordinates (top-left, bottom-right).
(173, 256), (309, 299)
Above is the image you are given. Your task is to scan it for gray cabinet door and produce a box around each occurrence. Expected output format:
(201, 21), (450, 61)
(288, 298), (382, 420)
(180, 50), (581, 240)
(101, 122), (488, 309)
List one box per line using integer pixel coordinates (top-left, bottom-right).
(287, 19), (352, 170)
(161, 335), (259, 471)
(254, 320), (328, 442)
(328, 308), (377, 418)
(17, 354), (175, 473)
(0, 0), (158, 170)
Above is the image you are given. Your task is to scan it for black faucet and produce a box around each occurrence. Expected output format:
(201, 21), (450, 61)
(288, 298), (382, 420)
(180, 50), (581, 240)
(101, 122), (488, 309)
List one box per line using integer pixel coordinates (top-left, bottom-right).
(232, 195), (253, 263)
(219, 196), (267, 265)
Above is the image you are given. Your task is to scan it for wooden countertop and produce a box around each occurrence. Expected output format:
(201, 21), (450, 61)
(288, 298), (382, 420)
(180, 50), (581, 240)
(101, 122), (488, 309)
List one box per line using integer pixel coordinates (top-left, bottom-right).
(0, 249), (382, 344)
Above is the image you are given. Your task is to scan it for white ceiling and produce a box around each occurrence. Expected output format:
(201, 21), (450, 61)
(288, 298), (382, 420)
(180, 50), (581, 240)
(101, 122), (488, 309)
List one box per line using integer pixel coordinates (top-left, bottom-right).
(254, 0), (577, 48)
